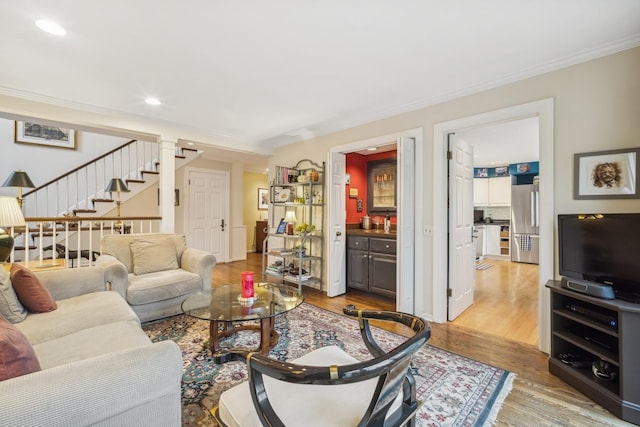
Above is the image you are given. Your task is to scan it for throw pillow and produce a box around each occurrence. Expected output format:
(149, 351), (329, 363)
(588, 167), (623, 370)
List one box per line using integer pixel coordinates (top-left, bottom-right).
(10, 264), (57, 313)
(130, 238), (179, 275)
(0, 267), (27, 323)
(0, 312), (41, 381)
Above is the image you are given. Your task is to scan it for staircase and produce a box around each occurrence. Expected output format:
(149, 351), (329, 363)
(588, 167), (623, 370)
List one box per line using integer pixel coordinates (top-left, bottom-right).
(11, 140), (200, 265)
(22, 140), (199, 218)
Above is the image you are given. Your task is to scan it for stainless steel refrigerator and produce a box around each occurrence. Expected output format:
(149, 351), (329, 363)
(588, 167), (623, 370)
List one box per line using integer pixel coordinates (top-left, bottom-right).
(510, 183), (539, 264)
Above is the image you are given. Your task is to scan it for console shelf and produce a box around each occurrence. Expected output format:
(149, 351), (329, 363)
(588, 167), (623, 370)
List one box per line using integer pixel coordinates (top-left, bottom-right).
(546, 280), (640, 424)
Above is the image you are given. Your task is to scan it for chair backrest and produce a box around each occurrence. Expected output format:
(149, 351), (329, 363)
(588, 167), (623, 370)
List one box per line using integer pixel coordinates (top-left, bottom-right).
(216, 305), (430, 427)
(100, 233), (188, 272)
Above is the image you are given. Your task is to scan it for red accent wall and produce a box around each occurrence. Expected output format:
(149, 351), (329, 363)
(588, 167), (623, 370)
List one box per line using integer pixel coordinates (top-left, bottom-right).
(345, 150), (397, 225)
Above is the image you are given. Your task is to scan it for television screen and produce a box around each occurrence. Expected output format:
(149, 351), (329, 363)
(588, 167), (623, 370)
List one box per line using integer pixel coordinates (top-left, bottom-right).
(558, 213), (640, 299)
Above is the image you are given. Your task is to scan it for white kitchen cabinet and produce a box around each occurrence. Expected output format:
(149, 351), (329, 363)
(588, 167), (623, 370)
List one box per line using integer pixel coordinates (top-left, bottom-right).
(488, 176), (511, 206)
(473, 179), (489, 206)
(473, 176), (511, 207)
(485, 225), (501, 255)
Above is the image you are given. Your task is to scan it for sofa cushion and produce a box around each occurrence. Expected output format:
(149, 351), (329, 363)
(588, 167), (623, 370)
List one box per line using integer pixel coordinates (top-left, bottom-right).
(34, 320), (151, 369)
(0, 313), (41, 381)
(0, 267), (27, 323)
(15, 291), (139, 346)
(10, 264), (57, 313)
(101, 234), (188, 273)
(130, 238), (179, 275)
(127, 270), (201, 305)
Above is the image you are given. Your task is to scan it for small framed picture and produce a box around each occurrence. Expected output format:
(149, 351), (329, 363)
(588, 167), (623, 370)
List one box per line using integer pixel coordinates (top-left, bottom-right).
(495, 166), (509, 177)
(258, 188), (268, 210)
(276, 218), (287, 234)
(15, 121), (76, 149)
(475, 168), (488, 178)
(574, 148), (640, 199)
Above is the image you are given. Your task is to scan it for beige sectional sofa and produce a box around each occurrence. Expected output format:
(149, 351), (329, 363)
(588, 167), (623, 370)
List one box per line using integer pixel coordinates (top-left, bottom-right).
(97, 233), (217, 322)
(0, 263), (182, 426)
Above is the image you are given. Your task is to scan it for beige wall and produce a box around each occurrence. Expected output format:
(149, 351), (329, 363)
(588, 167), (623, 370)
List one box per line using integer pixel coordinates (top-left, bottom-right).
(243, 172), (269, 251)
(271, 47), (640, 319)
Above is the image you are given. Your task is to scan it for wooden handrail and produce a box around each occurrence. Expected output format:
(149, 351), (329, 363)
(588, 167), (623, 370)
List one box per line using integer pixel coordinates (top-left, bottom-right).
(23, 139), (138, 197)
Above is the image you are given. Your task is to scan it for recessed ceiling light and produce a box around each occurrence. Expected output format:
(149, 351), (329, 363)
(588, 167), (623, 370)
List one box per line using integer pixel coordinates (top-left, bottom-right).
(35, 20), (66, 36)
(145, 97), (161, 106)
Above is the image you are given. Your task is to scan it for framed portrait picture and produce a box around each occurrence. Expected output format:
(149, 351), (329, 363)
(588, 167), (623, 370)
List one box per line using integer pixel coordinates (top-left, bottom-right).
(15, 121), (76, 149)
(258, 188), (269, 210)
(574, 148), (640, 199)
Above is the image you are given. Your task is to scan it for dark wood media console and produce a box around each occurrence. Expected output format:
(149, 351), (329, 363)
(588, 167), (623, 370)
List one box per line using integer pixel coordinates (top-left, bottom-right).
(546, 280), (640, 424)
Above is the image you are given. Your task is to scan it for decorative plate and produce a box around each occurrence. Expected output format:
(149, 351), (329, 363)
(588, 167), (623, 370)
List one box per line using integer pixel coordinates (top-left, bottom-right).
(276, 188), (291, 202)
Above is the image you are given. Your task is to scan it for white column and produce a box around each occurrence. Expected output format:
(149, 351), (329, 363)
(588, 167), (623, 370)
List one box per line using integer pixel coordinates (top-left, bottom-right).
(159, 139), (177, 233)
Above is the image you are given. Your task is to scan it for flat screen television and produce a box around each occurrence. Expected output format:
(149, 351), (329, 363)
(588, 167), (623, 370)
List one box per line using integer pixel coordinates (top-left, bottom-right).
(558, 213), (640, 302)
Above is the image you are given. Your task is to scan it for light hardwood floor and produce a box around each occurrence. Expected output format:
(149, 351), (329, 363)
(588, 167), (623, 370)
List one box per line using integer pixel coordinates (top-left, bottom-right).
(453, 259), (539, 346)
(211, 253), (633, 426)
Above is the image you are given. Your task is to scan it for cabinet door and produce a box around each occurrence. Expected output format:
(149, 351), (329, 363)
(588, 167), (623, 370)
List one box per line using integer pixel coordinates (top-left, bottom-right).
(473, 179), (489, 206)
(485, 225), (501, 255)
(369, 253), (396, 298)
(347, 249), (369, 290)
(488, 176), (511, 206)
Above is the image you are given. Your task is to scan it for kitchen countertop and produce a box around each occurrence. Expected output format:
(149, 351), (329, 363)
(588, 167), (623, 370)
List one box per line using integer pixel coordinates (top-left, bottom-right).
(474, 220), (510, 226)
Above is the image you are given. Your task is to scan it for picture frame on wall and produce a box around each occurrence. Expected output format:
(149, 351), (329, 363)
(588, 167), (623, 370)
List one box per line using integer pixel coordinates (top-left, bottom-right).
(574, 148), (640, 199)
(258, 188), (269, 210)
(15, 121), (76, 149)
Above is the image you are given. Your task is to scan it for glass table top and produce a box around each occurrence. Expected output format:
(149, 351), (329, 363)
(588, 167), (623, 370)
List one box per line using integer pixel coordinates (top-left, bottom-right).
(181, 282), (304, 322)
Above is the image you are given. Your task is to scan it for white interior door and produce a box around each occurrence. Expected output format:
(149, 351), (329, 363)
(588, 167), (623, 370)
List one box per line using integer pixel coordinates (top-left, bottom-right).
(448, 133), (475, 320)
(326, 151), (346, 297)
(397, 136), (415, 313)
(187, 168), (229, 262)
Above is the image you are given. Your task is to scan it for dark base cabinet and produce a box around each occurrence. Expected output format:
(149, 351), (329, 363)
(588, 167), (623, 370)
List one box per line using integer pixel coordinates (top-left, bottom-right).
(347, 235), (396, 299)
(546, 280), (640, 424)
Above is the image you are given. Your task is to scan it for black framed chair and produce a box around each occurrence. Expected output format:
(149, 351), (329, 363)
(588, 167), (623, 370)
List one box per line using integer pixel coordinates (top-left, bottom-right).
(213, 304), (430, 427)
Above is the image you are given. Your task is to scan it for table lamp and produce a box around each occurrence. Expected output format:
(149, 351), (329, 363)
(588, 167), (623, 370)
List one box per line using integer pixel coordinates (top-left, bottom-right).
(0, 196), (26, 263)
(105, 178), (130, 227)
(285, 210), (297, 235)
(2, 170), (35, 208)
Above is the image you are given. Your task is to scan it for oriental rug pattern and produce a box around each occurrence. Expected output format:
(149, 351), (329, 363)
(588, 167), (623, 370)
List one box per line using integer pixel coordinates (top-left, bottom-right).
(142, 303), (514, 426)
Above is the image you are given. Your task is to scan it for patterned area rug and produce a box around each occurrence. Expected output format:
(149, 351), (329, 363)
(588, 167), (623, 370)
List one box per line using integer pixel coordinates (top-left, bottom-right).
(142, 303), (514, 426)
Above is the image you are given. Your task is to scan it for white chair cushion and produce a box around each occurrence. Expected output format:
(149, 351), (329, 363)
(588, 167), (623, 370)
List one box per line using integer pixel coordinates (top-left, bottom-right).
(218, 345), (403, 427)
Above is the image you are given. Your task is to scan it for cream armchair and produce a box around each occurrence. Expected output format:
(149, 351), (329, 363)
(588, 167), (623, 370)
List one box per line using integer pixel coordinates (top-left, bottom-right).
(96, 233), (216, 322)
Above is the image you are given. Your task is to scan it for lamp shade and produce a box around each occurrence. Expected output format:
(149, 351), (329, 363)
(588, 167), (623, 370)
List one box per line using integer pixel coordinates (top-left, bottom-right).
(2, 170), (35, 189)
(0, 196), (26, 262)
(0, 197), (26, 227)
(284, 210), (297, 224)
(105, 178), (130, 193)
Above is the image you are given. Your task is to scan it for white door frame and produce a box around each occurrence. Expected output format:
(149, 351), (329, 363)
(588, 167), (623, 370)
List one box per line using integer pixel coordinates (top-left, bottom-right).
(183, 166), (231, 263)
(328, 128), (422, 313)
(432, 98), (554, 353)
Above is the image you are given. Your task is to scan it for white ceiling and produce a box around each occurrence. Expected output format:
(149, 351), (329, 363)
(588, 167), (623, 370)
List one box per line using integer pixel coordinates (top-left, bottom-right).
(456, 117), (539, 168)
(1, 1), (639, 163)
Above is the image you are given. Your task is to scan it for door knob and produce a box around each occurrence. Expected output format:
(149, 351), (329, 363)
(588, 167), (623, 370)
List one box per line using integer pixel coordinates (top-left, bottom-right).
(336, 231), (342, 236)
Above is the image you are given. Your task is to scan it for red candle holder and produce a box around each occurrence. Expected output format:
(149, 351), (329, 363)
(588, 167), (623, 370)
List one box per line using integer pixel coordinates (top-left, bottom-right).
(240, 271), (255, 299)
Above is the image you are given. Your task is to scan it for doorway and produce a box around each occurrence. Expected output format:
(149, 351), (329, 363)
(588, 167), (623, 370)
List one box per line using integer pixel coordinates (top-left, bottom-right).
(184, 167), (230, 263)
(327, 129), (422, 313)
(450, 117), (541, 346)
(432, 98), (554, 354)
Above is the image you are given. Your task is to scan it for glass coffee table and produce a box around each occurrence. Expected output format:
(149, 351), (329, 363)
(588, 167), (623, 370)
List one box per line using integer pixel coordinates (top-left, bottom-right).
(181, 282), (304, 356)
